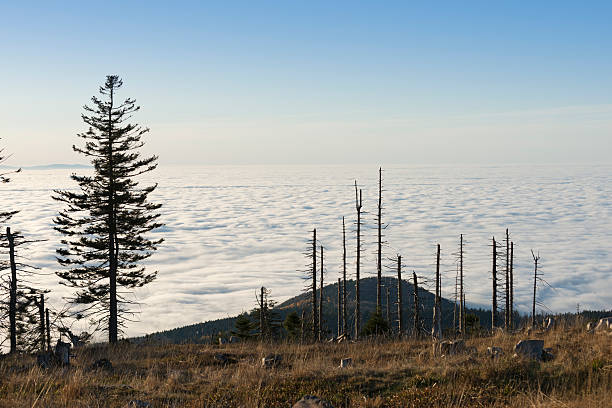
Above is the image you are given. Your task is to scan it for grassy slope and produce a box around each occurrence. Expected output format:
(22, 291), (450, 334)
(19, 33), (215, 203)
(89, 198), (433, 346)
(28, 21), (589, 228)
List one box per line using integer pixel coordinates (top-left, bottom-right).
(0, 323), (610, 407)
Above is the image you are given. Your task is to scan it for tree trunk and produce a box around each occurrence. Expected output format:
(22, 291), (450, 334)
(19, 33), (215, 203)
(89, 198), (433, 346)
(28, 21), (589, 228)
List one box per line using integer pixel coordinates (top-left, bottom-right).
(39, 294), (45, 352)
(459, 234), (464, 334)
(532, 251), (539, 328)
(337, 278), (341, 337)
(7, 227), (17, 354)
(342, 217), (347, 336)
(432, 244), (442, 340)
(260, 286), (265, 341)
(386, 286), (390, 323)
(505, 229), (510, 330)
(377, 167), (382, 312)
(107, 84), (118, 344)
(354, 182), (362, 340)
(510, 241), (514, 329)
(492, 237), (497, 330)
(397, 255), (402, 336)
(319, 245), (324, 342)
(46, 308), (51, 351)
(312, 229), (317, 341)
(413, 271), (419, 337)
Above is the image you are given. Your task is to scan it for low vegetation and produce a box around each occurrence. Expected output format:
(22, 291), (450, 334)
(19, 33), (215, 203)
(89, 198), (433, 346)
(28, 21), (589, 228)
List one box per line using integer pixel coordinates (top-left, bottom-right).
(0, 324), (609, 407)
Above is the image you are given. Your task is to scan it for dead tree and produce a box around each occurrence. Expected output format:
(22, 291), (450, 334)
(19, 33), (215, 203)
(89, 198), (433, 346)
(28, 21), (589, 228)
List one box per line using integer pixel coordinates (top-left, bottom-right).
(459, 234), (464, 334)
(504, 229), (510, 330)
(386, 286), (390, 323)
(432, 244), (442, 340)
(319, 245), (324, 342)
(491, 237), (498, 330)
(342, 217), (347, 336)
(46, 308), (51, 351)
(531, 250), (540, 328)
(337, 278), (341, 337)
(413, 271), (420, 337)
(354, 181), (363, 340)
(510, 241), (514, 329)
(38, 294), (45, 352)
(376, 167), (383, 312)
(454, 265), (458, 333)
(397, 255), (402, 335)
(8, 227), (17, 353)
(259, 286), (266, 341)
(312, 229), (318, 340)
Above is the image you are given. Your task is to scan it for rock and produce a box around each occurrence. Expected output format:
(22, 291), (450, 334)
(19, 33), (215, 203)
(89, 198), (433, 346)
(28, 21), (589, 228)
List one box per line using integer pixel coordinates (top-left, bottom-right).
(339, 358), (352, 368)
(214, 353), (229, 364)
(594, 317), (612, 331)
(514, 339), (544, 360)
(229, 336), (240, 343)
(437, 339), (465, 356)
(54, 340), (71, 366)
(487, 346), (503, 359)
(292, 395), (334, 408)
(586, 322), (594, 331)
(218, 337), (227, 345)
(37, 353), (52, 369)
(125, 400), (152, 408)
(336, 334), (347, 343)
(543, 317), (555, 330)
(92, 358), (113, 370)
(261, 354), (282, 368)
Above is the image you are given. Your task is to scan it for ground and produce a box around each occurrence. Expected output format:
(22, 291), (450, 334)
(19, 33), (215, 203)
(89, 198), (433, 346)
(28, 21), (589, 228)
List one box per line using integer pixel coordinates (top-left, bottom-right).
(0, 324), (610, 407)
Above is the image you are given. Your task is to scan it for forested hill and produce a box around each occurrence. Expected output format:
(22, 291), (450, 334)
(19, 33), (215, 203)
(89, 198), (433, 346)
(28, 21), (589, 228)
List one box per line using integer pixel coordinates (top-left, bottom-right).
(137, 277), (498, 344)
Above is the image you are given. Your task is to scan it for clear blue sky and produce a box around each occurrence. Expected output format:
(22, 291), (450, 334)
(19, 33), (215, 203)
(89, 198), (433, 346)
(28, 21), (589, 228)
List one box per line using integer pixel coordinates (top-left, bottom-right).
(1, 1), (611, 165)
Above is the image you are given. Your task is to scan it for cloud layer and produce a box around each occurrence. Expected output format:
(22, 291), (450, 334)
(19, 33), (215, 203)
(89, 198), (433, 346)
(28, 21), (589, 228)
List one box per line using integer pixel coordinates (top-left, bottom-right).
(2, 164), (610, 337)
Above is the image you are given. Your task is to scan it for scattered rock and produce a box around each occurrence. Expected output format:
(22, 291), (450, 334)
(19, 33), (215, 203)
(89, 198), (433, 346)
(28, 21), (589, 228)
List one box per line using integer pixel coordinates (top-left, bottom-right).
(339, 358), (352, 368)
(92, 358), (113, 370)
(586, 322), (594, 331)
(292, 395), (334, 408)
(437, 339), (465, 356)
(336, 334), (348, 343)
(214, 353), (232, 365)
(594, 317), (612, 331)
(229, 336), (240, 343)
(542, 347), (555, 361)
(261, 354), (282, 368)
(124, 400), (152, 408)
(514, 339), (544, 360)
(487, 346), (504, 359)
(218, 337), (227, 345)
(55, 340), (71, 366)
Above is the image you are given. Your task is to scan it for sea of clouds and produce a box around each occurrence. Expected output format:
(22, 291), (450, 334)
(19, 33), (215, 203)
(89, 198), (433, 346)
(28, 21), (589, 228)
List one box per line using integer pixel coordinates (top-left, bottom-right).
(1, 164), (610, 337)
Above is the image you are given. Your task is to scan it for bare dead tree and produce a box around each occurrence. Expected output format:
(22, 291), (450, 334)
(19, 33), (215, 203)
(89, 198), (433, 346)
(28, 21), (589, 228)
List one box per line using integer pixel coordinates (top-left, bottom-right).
(312, 229), (318, 340)
(491, 237), (498, 330)
(454, 265), (458, 334)
(459, 234), (464, 334)
(531, 250), (540, 328)
(510, 241), (514, 329)
(46, 308), (51, 351)
(319, 245), (324, 342)
(432, 244), (442, 340)
(8, 227), (16, 353)
(38, 294), (45, 352)
(413, 271), (420, 337)
(342, 217), (347, 336)
(386, 286), (390, 323)
(397, 255), (402, 335)
(505, 229), (510, 330)
(354, 181), (363, 340)
(376, 167), (383, 312)
(337, 278), (341, 337)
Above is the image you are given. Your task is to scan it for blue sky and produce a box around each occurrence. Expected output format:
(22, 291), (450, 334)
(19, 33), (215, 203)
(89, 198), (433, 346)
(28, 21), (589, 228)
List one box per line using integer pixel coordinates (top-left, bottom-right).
(1, 1), (611, 165)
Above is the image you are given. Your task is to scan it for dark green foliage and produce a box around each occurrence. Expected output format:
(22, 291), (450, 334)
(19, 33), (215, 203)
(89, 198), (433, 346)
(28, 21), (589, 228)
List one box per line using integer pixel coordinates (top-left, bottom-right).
(283, 311), (301, 340)
(53, 75), (162, 343)
(465, 313), (480, 334)
(231, 313), (255, 340)
(361, 310), (390, 336)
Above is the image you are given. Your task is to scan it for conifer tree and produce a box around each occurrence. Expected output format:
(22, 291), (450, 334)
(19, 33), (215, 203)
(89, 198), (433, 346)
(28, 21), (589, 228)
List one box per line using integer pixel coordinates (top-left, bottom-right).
(53, 75), (163, 343)
(232, 313), (255, 340)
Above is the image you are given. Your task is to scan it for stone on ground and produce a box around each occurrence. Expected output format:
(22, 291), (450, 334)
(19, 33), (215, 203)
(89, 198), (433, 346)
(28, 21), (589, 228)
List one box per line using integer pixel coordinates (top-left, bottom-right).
(514, 339), (544, 360)
(293, 395), (334, 408)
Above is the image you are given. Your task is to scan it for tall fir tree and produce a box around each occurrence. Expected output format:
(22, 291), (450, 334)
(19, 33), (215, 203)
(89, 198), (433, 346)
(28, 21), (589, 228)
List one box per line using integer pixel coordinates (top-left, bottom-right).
(53, 75), (163, 343)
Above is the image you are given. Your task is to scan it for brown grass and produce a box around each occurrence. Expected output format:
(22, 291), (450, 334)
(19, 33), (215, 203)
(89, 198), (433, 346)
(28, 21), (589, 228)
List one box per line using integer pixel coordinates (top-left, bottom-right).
(0, 325), (610, 407)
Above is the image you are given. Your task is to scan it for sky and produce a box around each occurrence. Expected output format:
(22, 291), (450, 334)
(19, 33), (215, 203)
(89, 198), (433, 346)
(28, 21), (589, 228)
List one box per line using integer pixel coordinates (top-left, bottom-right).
(1, 1), (611, 165)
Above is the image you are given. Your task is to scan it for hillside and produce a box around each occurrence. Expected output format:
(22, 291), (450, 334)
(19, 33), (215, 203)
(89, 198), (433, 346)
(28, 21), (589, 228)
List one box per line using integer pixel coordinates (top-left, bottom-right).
(140, 277), (494, 343)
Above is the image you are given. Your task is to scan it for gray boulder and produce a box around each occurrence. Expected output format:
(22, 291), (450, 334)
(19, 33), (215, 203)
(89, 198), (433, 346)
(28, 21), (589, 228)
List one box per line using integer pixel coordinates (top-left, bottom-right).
(339, 358), (352, 368)
(437, 339), (465, 356)
(514, 339), (544, 360)
(594, 317), (612, 331)
(487, 346), (503, 359)
(261, 354), (282, 368)
(293, 395), (334, 408)
(125, 401), (152, 408)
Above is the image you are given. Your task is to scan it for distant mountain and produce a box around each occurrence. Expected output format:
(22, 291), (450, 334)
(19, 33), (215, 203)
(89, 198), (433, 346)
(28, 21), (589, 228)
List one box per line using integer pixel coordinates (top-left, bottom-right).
(138, 277), (495, 344)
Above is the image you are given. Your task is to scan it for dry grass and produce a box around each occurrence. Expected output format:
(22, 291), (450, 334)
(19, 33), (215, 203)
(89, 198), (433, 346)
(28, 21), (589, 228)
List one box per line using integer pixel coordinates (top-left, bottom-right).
(0, 326), (610, 407)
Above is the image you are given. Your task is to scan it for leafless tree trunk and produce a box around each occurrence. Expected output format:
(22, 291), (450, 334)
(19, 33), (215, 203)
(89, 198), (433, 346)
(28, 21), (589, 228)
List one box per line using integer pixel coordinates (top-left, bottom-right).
(432, 244), (442, 340)
(342, 217), (347, 336)
(354, 181), (362, 340)
(319, 245), (324, 342)
(413, 271), (420, 337)
(510, 241), (514, 329)
(397, 255), (402, 335)
(454, 265), (458, 334)
(259, 286), (265, 341)
(505, 229), (510, 330)
(386, 286), (390, 323)
(312, 229), (317, 341)
(459, 234), (464, 334)
(492, 237), (498, 330)
(377, 167), (382, 312)
(337, 278), (341, 337)
(46, 308), (51, 351)
(300, 309), (305, 344)
(39, 294), (45, 352)
(8, 227), (17, 354)
(531, 250), (540, 328)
